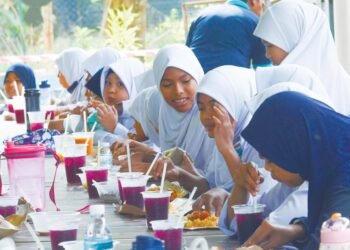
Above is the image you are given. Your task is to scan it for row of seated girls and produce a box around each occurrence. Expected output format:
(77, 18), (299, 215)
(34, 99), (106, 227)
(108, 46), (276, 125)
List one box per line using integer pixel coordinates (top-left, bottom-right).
(1, 1), (350, 249)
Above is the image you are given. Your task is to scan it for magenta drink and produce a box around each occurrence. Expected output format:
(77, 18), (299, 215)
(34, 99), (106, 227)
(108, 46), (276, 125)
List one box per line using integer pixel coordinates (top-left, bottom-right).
(49, 229), (78, 250)
(64, 156), (86, 184)
(14, 109), (25, 124)
(233, 204), (265, 244)
(154, 228), (183, 250)
(0, 205), (16, 217)
(30, 122), (44, 131)
(7, 103), (14, 113)
(142, 191), (171, 229)
(123, 186), (145, 209)
(45, 110), (55, 120)
(118, 179), (124, 203)
(85, 169), (108, 199)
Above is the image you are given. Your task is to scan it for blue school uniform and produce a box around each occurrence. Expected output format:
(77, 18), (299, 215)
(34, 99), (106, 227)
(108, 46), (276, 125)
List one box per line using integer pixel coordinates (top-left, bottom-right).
(186, 0), (270, 73)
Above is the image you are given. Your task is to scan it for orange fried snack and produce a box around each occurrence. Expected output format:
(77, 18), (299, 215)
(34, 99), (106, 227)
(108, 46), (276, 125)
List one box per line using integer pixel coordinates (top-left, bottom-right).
(184, 210), (218, 228)
(146, 186), (178, 202)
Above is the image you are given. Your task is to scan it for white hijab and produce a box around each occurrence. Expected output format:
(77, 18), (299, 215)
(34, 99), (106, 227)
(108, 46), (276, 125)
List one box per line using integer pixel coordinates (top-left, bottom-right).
(55, 48), (88, 103)
(254, 0), (350, 115)
(83, 48), (121, 76)
(153, 44), (212, 173)
(135, 69), (156, 92)
(247, 64), (335, 114)
(100, 58), (146, 105)
(129, 86), (161, 146)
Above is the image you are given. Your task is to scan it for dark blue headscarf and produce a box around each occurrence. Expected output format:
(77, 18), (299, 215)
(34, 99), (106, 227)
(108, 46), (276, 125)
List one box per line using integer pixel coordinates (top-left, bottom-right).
(4, 63), (36, 89)
(85, 68), (103, 99)
(242, 92), (350, 232)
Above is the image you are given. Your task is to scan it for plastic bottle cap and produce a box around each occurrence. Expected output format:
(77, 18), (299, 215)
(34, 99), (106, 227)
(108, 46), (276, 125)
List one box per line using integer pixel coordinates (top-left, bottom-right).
(39, 80), (50, 88)
(90, 204), (105, 215)
(331, 213), (342, 219)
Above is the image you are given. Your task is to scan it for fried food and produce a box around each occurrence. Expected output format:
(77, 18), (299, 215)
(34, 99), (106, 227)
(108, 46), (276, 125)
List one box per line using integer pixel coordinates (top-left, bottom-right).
(184, 210), (218, 228)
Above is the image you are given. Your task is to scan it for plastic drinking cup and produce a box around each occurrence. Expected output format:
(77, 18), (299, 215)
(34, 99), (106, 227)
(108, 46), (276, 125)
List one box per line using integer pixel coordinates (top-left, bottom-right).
(142, 191), (171, 229)
(233, 204), (265, 244)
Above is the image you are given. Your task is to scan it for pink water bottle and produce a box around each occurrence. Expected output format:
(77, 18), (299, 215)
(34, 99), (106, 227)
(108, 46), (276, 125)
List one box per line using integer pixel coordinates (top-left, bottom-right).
(4, 141), (46, 211)
(319, 213), (350, 250)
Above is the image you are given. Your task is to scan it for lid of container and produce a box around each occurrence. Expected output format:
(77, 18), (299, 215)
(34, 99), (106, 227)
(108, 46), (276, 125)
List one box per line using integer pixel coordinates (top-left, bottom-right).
(39, 80), (50, 88)
(90, 204), (105, 215)
(24, 88), (40, 94)
(4, 141), (46, 155)
(321, 213), (350, 243)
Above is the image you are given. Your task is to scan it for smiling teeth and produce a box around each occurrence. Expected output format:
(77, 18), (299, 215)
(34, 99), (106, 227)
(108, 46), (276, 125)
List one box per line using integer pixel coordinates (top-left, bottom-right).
(174, 98), (187, 104)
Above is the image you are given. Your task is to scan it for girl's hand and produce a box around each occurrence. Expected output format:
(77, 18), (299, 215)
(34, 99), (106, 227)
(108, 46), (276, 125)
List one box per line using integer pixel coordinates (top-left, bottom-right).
(96, 104), (118, 133)
(152, 157), (180, 181)
(192, 188), (230, 216)
(234, 162), (263, 196)
(243, 220), (305, 249)
(212, 104), (236, 155)
(89, 99), (104, 109)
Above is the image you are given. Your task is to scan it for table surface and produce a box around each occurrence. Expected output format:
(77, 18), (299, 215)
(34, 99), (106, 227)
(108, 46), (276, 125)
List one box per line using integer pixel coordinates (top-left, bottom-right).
(0, 156), (239, 250)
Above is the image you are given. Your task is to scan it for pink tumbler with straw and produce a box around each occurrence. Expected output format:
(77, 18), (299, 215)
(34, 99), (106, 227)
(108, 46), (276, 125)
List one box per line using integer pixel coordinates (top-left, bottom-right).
(4, 142), (46, 211)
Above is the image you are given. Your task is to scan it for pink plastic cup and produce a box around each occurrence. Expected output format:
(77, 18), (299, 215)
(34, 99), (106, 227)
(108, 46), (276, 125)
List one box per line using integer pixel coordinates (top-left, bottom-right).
(85, 167), (109, 199)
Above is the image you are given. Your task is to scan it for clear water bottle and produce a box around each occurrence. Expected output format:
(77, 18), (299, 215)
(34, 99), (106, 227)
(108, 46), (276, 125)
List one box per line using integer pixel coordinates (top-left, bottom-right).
(39, 80), (51, 107)
(84, 205), (113, 250)
(99, 142), (113, 168)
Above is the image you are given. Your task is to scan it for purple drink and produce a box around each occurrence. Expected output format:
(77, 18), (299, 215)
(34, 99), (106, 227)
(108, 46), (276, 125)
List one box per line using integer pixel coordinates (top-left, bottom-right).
(0, 205), (16, 217)
(7, 103), (14, 113)
(234, 204), (265, 244)
(85, 169), (108, 199)
(118, 179), (124, 203)
(45, 110), (55, 120)
(14, 109), (25, 124)
(30, 122), (44, 131)
(123, 186), (145, 209)
(142, 192), (171, 229)
(49, 229), (78, 250)
(64, 156), (86, 184)
(154, 228), (182, 250)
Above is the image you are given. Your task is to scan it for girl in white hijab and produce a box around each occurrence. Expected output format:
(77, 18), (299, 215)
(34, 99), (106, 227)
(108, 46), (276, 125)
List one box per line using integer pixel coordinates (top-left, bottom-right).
(55, 48), (88, 104)
(254, 0), (350, 116)
(93, 58), (146, 145)
(152, 44), (217, 195)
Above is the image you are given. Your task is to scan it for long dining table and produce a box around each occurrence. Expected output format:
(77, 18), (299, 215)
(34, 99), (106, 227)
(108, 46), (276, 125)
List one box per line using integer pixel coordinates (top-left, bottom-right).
(0, 152), (240, 250)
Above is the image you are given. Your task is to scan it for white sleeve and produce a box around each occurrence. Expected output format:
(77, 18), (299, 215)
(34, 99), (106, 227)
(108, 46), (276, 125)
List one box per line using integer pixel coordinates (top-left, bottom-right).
(113, 123), (130, 138)
(218, 199), (238, 236)
(263, 182), (309, 225)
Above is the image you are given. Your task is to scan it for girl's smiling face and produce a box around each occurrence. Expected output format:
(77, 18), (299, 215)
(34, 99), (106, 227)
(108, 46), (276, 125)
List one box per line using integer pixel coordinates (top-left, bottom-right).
(4, 72), (24, 98)
(160, 67), (197, 113)
(103, 71), (129, 115)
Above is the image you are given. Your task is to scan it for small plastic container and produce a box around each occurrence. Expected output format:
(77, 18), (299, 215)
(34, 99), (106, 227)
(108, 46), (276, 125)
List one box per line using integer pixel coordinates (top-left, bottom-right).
(62, 144), (87, 185)
(320, 213), (350, 250)
(152, 219), (184, 250)
(84, 166), (109, 199)
(142, 191), (171, 229)
(59, 240), (119, 250)
(93, 180), (119, 202)
(73, 132), (94, 156)
(27, 111), (46, 131)
(119, 174), (148, 209)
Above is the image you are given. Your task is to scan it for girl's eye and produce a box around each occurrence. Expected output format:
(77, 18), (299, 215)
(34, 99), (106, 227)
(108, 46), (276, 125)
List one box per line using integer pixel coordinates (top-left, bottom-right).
(183, 78), (191, 84)
(161, 82), (172, 88)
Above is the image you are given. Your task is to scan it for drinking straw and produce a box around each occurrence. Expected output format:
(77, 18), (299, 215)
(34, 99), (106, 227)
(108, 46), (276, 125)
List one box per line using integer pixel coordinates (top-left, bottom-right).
(90, 121), (97, 133)
(126, 142), (132, 172)
(24, 222), (45, 250)
(177, 186), (197, 226)
(64, 114), (70, 135)
(0, 89), (8, 102)
(45, 112), (51, 132)
(13, 81), (19, 96)
(97, 140), (101, 166)
(83, 110), (87, 133)
(160, 161), (167, 193)
(145, 152), (161, 177)
(251, 162), (259, 210)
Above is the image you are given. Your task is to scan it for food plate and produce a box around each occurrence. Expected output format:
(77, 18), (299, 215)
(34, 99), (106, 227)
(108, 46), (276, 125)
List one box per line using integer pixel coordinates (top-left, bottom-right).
(183, 210), (219, 230)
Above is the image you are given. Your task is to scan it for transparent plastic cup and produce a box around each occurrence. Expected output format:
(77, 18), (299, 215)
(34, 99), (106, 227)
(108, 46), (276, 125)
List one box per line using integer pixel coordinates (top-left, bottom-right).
(93, 180), (119, 202)
(12, 96), (25, 124)
(142, 191), (171, 229)
(48, 214), (80, 250)
(62, 144), (87, 185)
(29, 211), (79, 235)
(72, 132), (94, 156)
(0, 196), (18, 218)
(119, 173), (148, 209)
(233, 204), (265, 244)
(116, 172), (143, 204)
(27, 111), (46, 131)
(152, 219), (184, 250)
(53, 135), (75, 154)
(6, 98), (15, 113)
(84, 166), (109, 199)
(59, 240), (119, 250)
(42, 104), (56, 120)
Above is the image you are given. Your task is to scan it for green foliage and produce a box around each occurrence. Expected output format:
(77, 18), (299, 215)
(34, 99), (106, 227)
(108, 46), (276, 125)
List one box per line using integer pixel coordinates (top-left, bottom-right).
(103, 5), (142, 50)
(73, 26), (97, 49)
(145, 8), (185, 49)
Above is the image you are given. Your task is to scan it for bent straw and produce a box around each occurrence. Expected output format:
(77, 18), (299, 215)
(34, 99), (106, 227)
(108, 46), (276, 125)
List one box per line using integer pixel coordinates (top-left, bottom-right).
(25, 222), (45, 250)
(177, 186), (197, 226)
(126, 142), (132, 172)
(160, 161), (167, 193)
(90, 121), (97, 133)
(83, 110), (87, 133)
(145, 152), (161, 177)
(0, 89), (8, 102)
(13, 81), (19, 96)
